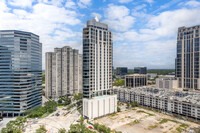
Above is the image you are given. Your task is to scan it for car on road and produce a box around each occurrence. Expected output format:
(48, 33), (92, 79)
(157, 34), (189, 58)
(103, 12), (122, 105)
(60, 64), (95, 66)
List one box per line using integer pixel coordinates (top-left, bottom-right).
(88, 126), (93, 129)
(55, 113), (60, 116)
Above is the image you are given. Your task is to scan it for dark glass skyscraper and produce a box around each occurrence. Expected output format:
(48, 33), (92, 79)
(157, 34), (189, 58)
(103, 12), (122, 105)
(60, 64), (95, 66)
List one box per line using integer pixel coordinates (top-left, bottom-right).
(175, 26), (200, 90)
(116, 67), (128, 75)
(0, 30), (42, 116)
(134, 67), (147, 74)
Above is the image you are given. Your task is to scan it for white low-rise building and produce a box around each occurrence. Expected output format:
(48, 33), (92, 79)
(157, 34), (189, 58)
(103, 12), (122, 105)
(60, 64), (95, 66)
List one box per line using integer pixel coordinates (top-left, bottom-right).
(156, 77), (178, 90)
(83, 95), (117, 119)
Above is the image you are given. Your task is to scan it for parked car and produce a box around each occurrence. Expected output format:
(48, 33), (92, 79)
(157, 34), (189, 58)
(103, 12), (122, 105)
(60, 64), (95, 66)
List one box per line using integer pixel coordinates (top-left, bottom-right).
(88, 126), (93, 129)
(55, 113), (60, 116)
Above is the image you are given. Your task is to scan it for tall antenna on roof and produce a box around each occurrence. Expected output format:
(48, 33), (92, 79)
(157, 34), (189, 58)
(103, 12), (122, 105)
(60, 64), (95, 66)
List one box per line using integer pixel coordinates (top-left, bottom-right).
(94, 16), (99, 22)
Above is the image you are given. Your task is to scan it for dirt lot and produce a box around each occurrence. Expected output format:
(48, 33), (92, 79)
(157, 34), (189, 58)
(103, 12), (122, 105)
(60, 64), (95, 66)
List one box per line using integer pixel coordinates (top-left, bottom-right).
(93, 105), (200, 133)
(24, 107), (80, 133)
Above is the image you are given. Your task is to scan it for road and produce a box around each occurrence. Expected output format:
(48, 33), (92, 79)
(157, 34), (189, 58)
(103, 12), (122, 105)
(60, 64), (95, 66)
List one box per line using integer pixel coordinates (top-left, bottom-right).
(0, 117), (16, 130)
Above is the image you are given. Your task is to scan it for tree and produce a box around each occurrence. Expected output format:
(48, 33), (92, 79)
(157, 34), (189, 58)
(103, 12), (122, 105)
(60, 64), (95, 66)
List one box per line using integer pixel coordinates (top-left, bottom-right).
(117, 107), (121, 112)
(1, 116), (27, 133)
(58, 128), (66, 133)
(68, 116), (95, 133)
(113, 79), (125, 86)
(74, 93), (83, 100)
(35, 125), (47, 133)
(42, 73), (45, 84)
(131, 101), (139, 107)
(126, 103), (130, 109)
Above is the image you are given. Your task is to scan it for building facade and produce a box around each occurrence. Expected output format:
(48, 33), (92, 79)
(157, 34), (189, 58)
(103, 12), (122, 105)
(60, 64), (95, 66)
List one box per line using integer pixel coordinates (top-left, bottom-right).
(125, 74), (147, 88)
(82, 18), (117, 119)
(134, 67), (147, 74)
(116, 67), (128, 75)
(45, 46), (82, 99)
(0, 30), (42, 116)
(114, 87), (200, 121)
(175, 25), (200, 90)
(156, 77), (178, 90)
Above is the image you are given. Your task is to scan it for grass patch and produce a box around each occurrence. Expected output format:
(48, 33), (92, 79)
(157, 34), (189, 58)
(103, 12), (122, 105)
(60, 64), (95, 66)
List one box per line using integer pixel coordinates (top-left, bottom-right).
(180, 124), (189, 128)
(137, 110), (155, 116)
(159, 118), (178, 124)
(58, 105), (64, 108)
(132, 108), (136, 111)
(41, 113), (50, 118)
(128, 119), (141, 125)
(109, 112), (117, 117)
(176, 124), (189, 133)
(147, 123), (159, 130)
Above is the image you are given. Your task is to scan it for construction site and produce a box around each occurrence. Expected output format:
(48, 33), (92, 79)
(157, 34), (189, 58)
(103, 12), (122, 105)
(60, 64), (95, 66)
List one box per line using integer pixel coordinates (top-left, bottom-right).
(93, 104), (200, 133)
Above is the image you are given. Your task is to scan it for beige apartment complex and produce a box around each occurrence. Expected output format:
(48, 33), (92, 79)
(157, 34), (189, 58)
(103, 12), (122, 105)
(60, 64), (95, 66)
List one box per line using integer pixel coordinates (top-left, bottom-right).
(45, 46), (82, 99)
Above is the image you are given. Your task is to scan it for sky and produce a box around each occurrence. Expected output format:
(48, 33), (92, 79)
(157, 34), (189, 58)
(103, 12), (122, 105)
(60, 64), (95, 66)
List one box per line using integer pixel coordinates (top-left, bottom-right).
(1, 0), (200, 69)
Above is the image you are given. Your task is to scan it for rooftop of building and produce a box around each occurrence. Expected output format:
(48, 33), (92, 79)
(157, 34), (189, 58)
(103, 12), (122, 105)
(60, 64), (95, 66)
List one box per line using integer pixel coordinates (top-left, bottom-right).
(125, 74), (147, 77)
(86, 17), (108, 30)
(115, 87), (200, 105)
(0, 30), (39, 37)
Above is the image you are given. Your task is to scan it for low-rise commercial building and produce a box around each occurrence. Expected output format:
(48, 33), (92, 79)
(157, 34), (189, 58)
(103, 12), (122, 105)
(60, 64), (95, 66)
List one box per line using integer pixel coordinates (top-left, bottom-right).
(156, 78), (178, 90)
(83, 95), (117, 119)
(147, 73), (157, 79)
(114, 87), (200, 120)
(125, 74), (147, 88)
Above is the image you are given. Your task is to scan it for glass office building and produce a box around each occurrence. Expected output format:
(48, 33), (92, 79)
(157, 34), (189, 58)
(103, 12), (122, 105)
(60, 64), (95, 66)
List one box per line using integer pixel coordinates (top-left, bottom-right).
(116, 67), (128, 75)
(134, 67), (147, 74)
(0, 30), (42, 116)
(175, 26), (200, 90)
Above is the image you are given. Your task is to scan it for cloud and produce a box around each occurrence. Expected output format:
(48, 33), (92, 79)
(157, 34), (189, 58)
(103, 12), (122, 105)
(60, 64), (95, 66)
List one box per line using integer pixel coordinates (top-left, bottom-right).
(0, 0), (9, 12)
(8, 0), (36, 8)
(0, 2), (82, 69)
(38, 0), (64, 6)
(91, 12), (102, 19)
(144, 0), (154, 4)
(185, 0), (200, 7)
(77, 0), (91, 8)
(65, 0), (76, 9)
(118, 0), (133, 3)
(153, 0), (182, 13)
(103, 4), (135, 31)
(113, 4), (200, 68)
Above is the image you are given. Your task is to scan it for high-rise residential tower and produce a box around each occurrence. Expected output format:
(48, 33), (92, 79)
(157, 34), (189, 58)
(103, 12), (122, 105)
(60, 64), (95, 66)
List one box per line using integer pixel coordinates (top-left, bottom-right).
(175, 25), (200, 90)
(0, 30), (42, 116)
(82, 18), (117, 119)
(45, 46), (82, 99)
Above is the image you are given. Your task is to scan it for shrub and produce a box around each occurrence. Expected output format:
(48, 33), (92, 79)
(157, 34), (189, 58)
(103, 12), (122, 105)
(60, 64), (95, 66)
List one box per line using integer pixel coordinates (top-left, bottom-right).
(58, 128), (66, 133)
(35, 125), (47, 133)
(117, 107), (121, 112)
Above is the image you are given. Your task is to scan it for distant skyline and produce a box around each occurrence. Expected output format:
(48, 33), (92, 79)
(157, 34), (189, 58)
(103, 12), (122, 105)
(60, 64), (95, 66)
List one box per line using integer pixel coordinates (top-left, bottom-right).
(1, 0), (200, 69)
